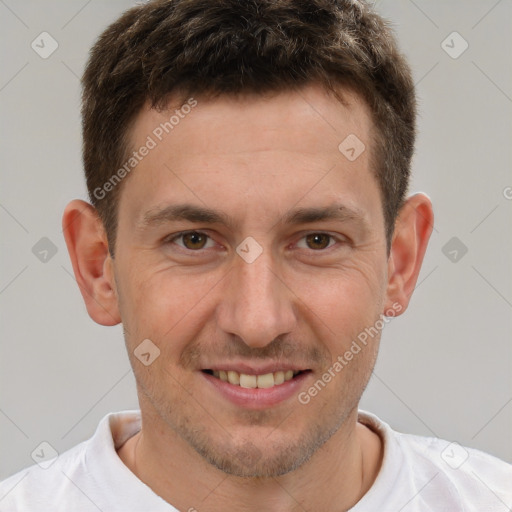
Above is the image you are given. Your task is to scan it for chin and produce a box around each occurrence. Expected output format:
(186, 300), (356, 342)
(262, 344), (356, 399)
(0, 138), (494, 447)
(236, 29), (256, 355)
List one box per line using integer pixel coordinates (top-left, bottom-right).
(183, 417), (343, 479)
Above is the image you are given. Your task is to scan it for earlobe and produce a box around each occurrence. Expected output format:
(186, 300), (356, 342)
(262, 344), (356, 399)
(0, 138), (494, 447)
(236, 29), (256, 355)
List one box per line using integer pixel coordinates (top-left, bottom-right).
(384, 193), (434, 315)
(62, 199), (121, 326)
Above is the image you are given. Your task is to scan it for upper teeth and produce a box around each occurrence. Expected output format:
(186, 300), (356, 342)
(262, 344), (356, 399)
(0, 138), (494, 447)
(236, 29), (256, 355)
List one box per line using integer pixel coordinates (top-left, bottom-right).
(212, 370), (298, 388)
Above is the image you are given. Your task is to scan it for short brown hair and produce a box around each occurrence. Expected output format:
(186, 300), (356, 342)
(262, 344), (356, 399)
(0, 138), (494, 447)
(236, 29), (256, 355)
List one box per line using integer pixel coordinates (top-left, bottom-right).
(82, 0), (416, 256)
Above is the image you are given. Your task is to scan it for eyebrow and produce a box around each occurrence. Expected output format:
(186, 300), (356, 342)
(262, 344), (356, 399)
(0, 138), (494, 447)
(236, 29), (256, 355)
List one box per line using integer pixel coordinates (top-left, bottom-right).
(138, 204), (234, 230)
(137, 203), (367, 231)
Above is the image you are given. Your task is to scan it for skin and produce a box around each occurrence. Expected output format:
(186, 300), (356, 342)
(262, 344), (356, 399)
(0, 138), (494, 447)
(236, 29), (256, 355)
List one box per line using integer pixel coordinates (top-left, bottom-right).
(63, 84), (433, 511)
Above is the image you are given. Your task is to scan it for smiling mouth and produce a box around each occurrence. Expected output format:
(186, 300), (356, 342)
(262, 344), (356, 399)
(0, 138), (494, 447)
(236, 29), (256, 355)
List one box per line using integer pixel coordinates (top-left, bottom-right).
(202, 369), (309, 389)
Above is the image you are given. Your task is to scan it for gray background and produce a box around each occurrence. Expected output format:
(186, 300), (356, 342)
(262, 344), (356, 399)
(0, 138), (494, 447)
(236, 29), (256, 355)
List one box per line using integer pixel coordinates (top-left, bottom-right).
(0, 0), (511, 480)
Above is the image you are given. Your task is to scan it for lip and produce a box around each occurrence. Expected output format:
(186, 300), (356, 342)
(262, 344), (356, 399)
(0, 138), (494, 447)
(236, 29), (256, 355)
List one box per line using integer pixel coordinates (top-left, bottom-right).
(201, 369), (312, 409)
(205, 362), (307, 375)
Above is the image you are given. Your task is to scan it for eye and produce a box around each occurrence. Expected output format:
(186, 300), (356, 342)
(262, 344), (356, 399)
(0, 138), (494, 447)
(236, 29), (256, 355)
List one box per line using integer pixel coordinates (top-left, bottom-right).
(296, 233), (337, 250)
(168, 231), (215, 251)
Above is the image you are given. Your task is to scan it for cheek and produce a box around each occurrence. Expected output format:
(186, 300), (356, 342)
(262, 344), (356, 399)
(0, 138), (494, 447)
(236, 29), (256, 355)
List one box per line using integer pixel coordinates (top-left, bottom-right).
(293, 259), (386, 325)
(118, 264), (221, 344)
(116, 244), (387, 356)
(118, 270), (217, 393)
(288, 266), (386, 374)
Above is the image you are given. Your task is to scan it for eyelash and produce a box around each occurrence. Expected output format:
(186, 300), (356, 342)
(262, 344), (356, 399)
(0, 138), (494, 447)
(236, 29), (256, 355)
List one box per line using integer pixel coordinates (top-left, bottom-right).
(165, 230), (345, 252)
(167, 231), (217, 251)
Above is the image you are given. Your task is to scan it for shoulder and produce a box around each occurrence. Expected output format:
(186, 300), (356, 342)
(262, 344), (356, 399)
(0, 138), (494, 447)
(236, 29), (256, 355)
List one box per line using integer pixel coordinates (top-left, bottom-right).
(402, 433), (512, 511)
(0, 438), (89, 511)
(402, 432), (512, 480)
(0, 410), (147, 512)
(358, 410), (512, 511)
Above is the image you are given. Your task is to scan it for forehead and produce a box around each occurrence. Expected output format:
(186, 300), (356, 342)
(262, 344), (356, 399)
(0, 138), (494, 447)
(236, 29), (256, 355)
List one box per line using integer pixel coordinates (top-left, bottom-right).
(134, 84), (372, 154)
(118, 84), (381, 230)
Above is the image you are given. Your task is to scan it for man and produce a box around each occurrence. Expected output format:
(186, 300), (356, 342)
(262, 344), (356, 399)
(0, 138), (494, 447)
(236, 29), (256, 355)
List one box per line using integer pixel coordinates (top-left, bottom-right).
(1, 0), (510, 510)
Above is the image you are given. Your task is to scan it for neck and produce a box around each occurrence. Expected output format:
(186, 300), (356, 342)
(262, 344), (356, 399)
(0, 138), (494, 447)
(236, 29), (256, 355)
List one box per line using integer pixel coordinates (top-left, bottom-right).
(117, 408), (383, 512)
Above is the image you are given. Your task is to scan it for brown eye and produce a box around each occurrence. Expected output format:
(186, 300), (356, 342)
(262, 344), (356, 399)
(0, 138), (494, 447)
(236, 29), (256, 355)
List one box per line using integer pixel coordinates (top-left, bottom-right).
(305, 233), (332, 250)
(181, 232), (208, 250)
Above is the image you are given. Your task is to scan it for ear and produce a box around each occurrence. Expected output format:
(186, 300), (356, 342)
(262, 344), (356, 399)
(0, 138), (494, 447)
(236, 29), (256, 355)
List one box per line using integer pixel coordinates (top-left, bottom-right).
(62, 199), (121, 326)
(384, 193), (434, 315)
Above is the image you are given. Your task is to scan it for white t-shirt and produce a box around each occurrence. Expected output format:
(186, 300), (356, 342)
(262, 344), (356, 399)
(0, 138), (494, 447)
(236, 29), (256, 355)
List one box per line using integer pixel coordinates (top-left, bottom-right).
(0, 410), (510, 511)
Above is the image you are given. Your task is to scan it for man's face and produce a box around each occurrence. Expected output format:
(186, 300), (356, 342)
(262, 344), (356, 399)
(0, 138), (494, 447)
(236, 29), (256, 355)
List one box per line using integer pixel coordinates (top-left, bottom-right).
(113, 84), (391, 477)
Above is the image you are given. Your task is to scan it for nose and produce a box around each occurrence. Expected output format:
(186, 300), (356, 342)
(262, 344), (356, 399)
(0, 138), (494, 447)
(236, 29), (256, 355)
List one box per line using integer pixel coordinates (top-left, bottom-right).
(216, 247), (297, 349)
